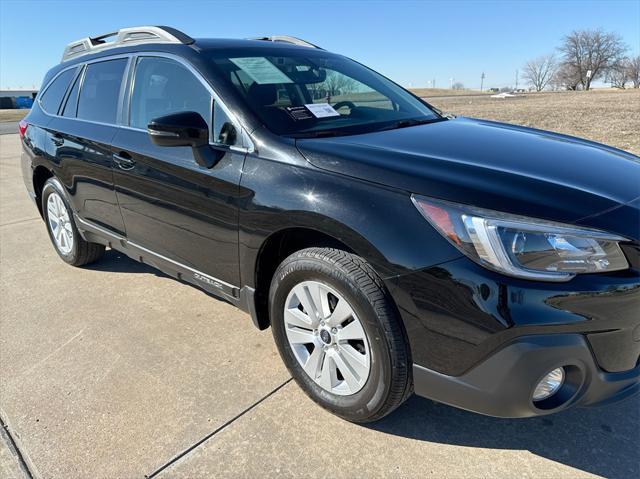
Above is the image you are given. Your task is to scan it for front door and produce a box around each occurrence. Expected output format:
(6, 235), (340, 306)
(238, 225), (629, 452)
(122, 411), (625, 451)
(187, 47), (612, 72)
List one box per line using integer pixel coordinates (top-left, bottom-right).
(111, 55), (246, 294)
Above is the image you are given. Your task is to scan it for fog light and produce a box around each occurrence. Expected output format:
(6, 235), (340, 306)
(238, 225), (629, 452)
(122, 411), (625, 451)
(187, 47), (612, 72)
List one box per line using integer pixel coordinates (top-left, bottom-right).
(533, 367), (565, 401)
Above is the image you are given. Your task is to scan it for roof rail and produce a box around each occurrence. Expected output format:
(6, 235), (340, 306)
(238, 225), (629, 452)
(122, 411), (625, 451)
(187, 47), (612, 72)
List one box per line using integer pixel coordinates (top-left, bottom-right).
(252, 35), (323, 49)
(61, 26), (194, 63)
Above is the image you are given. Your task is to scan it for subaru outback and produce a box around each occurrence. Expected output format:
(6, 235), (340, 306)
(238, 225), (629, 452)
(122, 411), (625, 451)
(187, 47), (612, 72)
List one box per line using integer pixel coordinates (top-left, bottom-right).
(20, 26), (640, 422)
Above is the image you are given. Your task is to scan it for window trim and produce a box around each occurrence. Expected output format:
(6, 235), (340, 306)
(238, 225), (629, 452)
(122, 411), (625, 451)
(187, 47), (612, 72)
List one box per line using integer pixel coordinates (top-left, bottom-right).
(37, 65), (79, 115)
(59, 65), (85, 117)
(125, 55), (214, 140)
(75, 56), (131, 126)
(39, 51), (253, 152)
(123, 52), (252, 152)
(39, 54), (132, 128)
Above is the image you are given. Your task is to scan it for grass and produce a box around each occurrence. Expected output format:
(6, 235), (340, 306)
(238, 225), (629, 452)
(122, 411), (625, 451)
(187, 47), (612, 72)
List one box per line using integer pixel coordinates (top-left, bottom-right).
(0, 109), (29, 122)
(409, 88), (489, 98)
(418, 89), (640, 155)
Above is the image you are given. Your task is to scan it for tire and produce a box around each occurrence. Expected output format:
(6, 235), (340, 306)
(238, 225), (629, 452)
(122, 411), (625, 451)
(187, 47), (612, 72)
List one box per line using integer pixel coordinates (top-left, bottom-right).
(42, 177), (105, 266)
(269, 247), (412, 423)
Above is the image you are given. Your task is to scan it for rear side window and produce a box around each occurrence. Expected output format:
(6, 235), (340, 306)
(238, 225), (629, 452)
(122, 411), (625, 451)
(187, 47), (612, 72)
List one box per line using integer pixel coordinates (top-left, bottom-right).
(129, 57), (211, 130)
(39, 68), (75, 114)
(62, 69), (82, 118)
(77, 59), (127, 124)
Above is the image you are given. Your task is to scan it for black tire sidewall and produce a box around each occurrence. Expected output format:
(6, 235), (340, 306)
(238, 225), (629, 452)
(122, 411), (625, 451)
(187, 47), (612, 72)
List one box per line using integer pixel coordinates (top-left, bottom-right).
(42, 178), (81, 264)
(270, 255), (395, 421)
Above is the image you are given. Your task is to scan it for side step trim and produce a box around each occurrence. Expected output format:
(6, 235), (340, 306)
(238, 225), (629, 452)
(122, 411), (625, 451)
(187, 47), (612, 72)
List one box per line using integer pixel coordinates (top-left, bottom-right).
(74, 215), (240, 300)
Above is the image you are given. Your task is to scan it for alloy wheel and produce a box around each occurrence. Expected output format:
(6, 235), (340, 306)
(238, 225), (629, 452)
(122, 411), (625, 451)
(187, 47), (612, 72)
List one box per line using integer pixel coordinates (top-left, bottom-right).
(284, 280), (371, 395)
(47, 192), (74, 255)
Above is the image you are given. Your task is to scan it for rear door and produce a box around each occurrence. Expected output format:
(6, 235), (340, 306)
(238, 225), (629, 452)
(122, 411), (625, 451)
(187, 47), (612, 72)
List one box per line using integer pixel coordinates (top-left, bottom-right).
(46, 57), (129, 235)
(110, 54), (247, 294)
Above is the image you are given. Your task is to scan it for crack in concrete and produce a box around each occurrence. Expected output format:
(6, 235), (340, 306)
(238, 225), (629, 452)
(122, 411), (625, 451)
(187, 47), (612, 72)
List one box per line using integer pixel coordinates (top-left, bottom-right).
(11, 328), (87, 383)
(0, 217), (41, 227)
(0, 412), (35, 479)
(145, 378), (293, 478)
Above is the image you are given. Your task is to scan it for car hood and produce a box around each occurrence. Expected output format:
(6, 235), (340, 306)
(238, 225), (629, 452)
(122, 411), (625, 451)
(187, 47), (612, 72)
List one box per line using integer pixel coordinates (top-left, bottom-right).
(297, 117), (640, 240)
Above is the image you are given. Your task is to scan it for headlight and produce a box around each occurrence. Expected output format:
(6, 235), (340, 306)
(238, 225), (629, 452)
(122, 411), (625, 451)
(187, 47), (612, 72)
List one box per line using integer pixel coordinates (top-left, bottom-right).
(412, 195), (629, 282)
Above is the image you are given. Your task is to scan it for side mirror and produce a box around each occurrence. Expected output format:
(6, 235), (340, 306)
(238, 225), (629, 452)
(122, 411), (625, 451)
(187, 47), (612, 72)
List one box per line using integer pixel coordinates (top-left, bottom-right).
(147, 111), (208, 147)
(148, 111), (220, 168)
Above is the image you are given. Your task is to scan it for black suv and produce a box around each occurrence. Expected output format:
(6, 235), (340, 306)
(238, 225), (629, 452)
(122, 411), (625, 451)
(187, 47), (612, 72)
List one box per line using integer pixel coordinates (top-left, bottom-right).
(21, 26), (640, 422)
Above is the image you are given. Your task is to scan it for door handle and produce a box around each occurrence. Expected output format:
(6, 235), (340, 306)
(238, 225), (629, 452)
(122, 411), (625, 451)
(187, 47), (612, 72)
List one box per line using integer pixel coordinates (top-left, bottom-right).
(113, 153), (136, 170)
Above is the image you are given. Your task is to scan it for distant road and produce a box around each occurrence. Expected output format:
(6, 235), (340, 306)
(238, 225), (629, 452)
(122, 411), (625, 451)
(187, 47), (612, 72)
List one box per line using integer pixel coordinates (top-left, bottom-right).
(0, 122), (18, 135)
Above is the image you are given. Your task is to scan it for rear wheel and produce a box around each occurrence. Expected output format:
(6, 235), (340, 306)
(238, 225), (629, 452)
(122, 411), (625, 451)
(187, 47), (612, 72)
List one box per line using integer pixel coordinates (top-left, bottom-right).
(42, 178), (105, 266)
(270, 247), (412, 422)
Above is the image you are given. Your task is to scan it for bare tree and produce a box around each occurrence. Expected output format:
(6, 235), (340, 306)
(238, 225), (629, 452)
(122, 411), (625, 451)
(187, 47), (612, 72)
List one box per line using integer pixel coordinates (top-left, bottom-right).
(628, 55), (640, 88)
(323, 71), (358, 97)
(522, 54), (557, 91)
(607, 57), (630, 89)
(452, 82), (465, 90)
(559, 29), (628, 90)
(551, 62), (581, 90)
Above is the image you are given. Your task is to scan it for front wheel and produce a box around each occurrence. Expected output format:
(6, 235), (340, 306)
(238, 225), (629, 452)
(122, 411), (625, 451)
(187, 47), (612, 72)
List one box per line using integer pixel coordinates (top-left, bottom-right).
(269, 248), (412, 422)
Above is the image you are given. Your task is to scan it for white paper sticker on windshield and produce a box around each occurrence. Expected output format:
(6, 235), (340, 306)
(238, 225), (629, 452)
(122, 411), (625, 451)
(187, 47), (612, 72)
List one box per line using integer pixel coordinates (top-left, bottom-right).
(229, 57), (292, 84)
(305, 103), (340, 118)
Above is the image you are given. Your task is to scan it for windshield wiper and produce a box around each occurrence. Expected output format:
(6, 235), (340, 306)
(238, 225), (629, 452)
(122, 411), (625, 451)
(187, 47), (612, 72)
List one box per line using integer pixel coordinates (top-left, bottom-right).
(375, 117), (447, 132)
(289, 117), (447, 139)
(289, 130), (348, 139)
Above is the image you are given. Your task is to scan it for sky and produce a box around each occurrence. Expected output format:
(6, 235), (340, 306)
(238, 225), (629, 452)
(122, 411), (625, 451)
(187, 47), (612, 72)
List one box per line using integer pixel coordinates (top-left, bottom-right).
(1, 0), (639, 90)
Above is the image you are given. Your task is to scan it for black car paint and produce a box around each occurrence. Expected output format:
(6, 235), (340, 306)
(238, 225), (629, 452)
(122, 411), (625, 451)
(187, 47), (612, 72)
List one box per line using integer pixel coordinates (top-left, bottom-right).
(297, 117), (640, 238)
(47, 115), (126, 234)
(110, 127), (245, 287)
(21, 38), (640, 417)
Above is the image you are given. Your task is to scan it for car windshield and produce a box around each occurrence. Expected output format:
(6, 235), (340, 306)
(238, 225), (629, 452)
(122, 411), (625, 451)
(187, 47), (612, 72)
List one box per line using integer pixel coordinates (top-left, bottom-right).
(209, 48), (441, 137)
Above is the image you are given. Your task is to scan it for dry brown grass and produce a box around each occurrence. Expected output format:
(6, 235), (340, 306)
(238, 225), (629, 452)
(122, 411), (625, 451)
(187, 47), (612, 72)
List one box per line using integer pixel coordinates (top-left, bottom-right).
(0, 109), (28, 122)
(409, 88), (489, 98)
(421, 89), (640, 155)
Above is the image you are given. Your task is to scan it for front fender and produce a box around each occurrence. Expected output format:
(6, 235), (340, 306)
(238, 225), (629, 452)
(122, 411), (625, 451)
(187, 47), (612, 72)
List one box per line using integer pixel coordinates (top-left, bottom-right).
(238, 153), (462, 288)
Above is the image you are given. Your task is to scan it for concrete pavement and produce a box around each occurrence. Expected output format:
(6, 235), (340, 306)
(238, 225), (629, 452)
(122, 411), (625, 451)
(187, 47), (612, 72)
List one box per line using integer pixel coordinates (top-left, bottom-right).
(0, 122), (19, 136)
(0, 133), (638, 478)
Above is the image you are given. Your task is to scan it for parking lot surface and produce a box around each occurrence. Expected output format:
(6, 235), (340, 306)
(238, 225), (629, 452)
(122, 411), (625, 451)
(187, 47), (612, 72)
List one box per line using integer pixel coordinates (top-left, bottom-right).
(1, 133), (638, 478)
(0, 123), (19, 136)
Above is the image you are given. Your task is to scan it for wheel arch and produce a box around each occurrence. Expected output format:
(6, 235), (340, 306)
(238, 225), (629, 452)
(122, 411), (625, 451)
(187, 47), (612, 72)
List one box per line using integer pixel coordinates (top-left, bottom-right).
(249, 226), (356, 330)
(32, 165), (54, 217)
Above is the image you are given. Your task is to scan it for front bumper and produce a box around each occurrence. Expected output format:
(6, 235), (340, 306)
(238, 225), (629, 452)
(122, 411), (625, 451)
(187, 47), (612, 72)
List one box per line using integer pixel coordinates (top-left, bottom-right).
(413, 334), (640, 418)
(386, 254), (640, 417)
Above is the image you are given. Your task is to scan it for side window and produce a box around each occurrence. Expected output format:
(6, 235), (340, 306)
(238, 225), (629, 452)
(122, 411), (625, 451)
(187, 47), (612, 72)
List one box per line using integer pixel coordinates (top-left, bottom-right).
(130, 57), (211, 131)
(213, 102), (239, 146)
(61, 68), (82, 118)
(39, 68), (75, 114)
(77, 59), (127, 124)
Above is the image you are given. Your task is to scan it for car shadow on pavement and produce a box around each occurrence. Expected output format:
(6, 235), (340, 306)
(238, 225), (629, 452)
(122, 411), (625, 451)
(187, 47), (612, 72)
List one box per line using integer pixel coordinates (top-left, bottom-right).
(83, 249), (160, 275)
(83, 249), (235, 305)
(368, 394), (639, 478)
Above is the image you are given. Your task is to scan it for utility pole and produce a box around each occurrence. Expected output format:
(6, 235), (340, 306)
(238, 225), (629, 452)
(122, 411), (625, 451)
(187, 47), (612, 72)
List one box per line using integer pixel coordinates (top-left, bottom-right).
(480, 72), (485, 92)
(449, 77), (454, 89)
(515, 69), (519, 90)
(433, 78), (436, 89)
